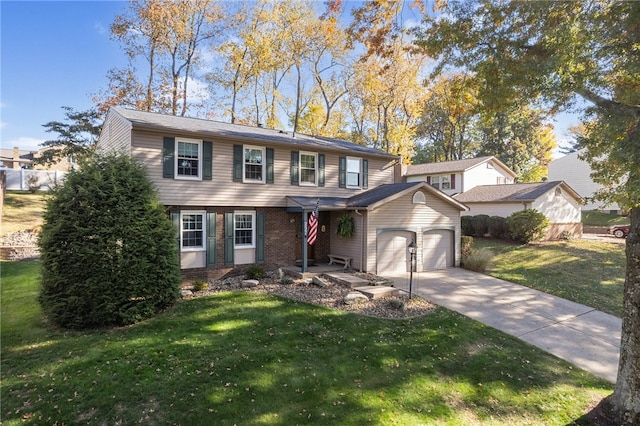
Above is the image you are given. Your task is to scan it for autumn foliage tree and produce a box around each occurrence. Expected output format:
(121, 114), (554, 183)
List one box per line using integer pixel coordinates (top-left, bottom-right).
(415, 1), (640, 422)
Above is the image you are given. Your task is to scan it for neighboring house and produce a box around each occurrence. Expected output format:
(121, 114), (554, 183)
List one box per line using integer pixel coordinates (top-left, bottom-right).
(403, 156), (516, 196)
(0, 147), (35, 169)
(97, 107), (468, 278)
(548, 149), (620, 213)
(453, 181), (583, 239)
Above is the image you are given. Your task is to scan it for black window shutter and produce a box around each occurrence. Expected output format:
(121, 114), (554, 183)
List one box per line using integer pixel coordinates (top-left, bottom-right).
(266, 148), (274, 184)
(224, 212), (234, 266)
(203, 141), (213, 181)
(233, 145), (243, 182)
(451, 173), (456, 189)
(206, 212), (217, 266)
(256, 211), (265, 264)
(170, 211), (181, 262)
(339, 156), (346, 188)
(163, 137), (175, 178)
(318, 154), (325, 186)
(290, 151), (299, 185)
(362, 159), (368, 189)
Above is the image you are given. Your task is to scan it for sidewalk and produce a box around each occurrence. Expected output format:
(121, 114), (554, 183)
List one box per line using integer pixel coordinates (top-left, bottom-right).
(386, 268), (621, 383)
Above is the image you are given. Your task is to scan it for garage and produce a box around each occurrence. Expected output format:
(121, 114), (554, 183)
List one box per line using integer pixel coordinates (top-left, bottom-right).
(376, 230), (414, 274)
(422, 229), (453, 270)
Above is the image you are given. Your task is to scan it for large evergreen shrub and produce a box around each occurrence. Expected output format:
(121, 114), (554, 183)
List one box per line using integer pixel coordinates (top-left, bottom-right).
(487, 216), (508, 239)
(470, 214), (490, 237)
(39, 154), (181, 329)
(506, 209), (550, 243)
(461, 216), (474, 236)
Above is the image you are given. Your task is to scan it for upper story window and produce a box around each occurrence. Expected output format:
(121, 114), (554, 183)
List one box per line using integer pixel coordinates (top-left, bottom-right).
(176, 138), (202, 179)
(440, 175), (451, 190)
(429, 174), (455, 190)
(244, 146), (265, 183)
(346, 157), (361, 188)
(300, 152), (317, 185)
(181, 211), (205, 251)
(234, 211), (255, 248)
(431, 176), (440, 189)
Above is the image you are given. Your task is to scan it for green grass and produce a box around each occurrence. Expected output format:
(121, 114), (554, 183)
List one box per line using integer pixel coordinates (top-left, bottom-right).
(581, 210), (629, 227)
(474, 238), (625, 317)
(1, 191), (46, 236)
(1, 261), (612, 425)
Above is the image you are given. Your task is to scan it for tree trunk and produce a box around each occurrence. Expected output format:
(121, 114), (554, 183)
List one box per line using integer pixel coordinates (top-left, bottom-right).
(609, 206), (640, 424)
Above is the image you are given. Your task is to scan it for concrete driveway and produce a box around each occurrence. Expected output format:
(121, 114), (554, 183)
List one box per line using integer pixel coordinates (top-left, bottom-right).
(384, 268), (622, 383)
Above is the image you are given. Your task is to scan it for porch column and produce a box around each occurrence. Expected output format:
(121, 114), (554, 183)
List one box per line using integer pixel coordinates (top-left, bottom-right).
(301, 210), (309, 273)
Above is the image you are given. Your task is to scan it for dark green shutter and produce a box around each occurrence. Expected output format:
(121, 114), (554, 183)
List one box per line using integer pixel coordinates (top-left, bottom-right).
(233, 145), (243, 182)
(339, 156), (346, 188)
(362, 159), (368, 189)
(170, 211), (180, 255)
(266, 148), (274, 184)
(206, 212), (217, 266)
(224, 212), (234, 266)
(256, 211), (265, 264)
(203, 141), (212, 181)
(318, 154), (325, 187)
(163, 137), (175, 178)
(290, 151), (299, 185)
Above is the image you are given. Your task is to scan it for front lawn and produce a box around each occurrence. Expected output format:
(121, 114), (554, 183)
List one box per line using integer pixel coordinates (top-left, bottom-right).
(1, 261), (611, 425)
(473, 238), (625, 317)
(1, 191), (46, 236)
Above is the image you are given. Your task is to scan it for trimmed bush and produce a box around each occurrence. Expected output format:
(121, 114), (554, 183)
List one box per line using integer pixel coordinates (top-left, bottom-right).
(39, 154), (181, 329)
(487, 216), (508, 239)
(461, 216), (474, 236)
(461, 235), (474, 258)
(470, 214), (490, 237)
(462, 248), (494, 272)
(506, 209), (550, 243)
(245, 266), (265, 280)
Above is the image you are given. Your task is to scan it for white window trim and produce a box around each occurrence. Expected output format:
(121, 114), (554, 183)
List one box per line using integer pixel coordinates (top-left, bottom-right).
(441, 175), (451, 190)
(299, 151), (318, 186)
(243, 145), (266, 184)
(346, 156), (362, 189)
(431, 175), (440, 189)
(234, 210), (256, 249)
(175, 138), (203, 181)
(180, 210), (206, 252)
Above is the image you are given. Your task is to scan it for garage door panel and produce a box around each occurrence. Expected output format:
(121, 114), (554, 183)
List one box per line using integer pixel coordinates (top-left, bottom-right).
(423, 230), (452, 270)
(377, 231), (412, 274)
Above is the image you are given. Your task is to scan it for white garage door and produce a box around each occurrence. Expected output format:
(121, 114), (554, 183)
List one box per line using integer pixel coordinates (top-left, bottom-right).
(422, 229), (453, 270)
(377, 230), (413, 275)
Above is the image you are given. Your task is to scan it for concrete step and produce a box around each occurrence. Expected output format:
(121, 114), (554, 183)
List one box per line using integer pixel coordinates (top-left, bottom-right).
(353, 286), (399, 299)
(324, 272), (368, 288)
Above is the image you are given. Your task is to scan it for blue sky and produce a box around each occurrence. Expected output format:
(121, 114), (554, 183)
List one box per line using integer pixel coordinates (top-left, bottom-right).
(1, 1), (578, 153)
(1, 1), (126, 151)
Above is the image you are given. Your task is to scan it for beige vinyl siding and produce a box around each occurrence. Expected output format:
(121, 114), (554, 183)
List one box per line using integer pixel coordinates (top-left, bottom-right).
(532, 189), (582, 223)
(131, 129), (395, 207)
(97, 110), (132, 156)
(367, 191), (462, 272)
(329, 211), (366, 271)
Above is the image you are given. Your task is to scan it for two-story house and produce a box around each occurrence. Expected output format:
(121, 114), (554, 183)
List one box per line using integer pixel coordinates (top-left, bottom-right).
(97, 108), (467, 278)
(403, 156), (516, 196)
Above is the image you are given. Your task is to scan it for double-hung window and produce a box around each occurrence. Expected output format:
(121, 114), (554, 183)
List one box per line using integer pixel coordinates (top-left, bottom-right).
(181, 211), (205, 250)
(300, 152), (317, 185)
(441, 175), (451, 190)
(234, 211), (255, 248)
(430, 176), (440, 189)
(346, 157), (361, 188)
(244, 146), (265, 182)
(176, 139), (202, 179)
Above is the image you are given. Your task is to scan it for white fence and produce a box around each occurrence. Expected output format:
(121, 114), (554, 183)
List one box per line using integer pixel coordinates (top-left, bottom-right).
(2, 168), (67, 191)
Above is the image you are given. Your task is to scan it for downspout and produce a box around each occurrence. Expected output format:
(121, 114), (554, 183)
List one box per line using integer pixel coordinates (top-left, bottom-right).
(355, 210), (364, 272)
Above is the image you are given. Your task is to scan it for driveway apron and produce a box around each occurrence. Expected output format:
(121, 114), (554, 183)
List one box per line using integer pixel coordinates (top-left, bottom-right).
(385, 268), (621, 383)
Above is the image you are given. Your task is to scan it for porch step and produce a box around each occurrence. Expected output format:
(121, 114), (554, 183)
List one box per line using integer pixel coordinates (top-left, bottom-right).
(353, 286), (400, 299)
(324, 272), (369, 288)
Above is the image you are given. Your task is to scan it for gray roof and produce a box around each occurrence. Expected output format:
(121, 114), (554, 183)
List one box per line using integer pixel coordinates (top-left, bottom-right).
(287, 182), (467, 211)
(453, 181), (579, 203)
(405, 156), (516, 177)
(111, 107), (396, 159)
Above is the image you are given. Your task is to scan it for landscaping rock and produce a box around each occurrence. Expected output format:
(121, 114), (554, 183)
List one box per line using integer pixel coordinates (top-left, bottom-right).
(312, 276), (330, 287)
(180, 289), (193, 297)
(343, 291), (369, 305)
(241, 279), (259, 288)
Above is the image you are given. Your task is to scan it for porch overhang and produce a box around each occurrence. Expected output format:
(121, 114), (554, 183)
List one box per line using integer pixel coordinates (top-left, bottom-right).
(285, 196), (349, 212)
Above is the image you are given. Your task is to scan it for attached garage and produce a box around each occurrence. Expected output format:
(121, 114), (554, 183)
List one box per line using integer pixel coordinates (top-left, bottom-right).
(422, 229), (454, 270)
(376, 230), (415, 274)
